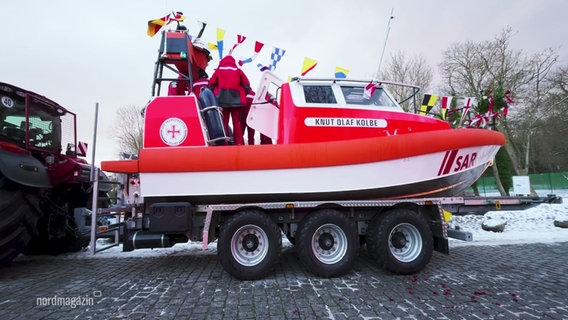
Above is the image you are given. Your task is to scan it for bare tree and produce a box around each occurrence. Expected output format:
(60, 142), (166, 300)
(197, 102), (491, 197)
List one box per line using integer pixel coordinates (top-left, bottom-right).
(111, 105), (144, 157)
(380, 50), (434, 112)
(503, 47), (559, 175)
(441, 41), (489, 97)
(439, 27), (561, 195)
(529, 64), (568, 172)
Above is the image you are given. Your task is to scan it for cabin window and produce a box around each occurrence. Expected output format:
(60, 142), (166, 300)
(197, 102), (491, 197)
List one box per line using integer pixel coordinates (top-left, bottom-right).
(0, 97), (62, 149)
(303, 86), (337, 104)
(341, 86), (398, 108)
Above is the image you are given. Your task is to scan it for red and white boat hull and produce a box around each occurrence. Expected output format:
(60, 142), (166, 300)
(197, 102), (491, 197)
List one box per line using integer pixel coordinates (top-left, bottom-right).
(140, 145), (497, 203)
(103, 129), (505, 204)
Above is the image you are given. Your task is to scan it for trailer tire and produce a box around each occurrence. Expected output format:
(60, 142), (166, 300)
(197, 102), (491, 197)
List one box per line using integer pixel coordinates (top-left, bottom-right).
(296, 209), (359, 278)
(0, 176), (41, 265)
(366, 208), (433, 274)
(365, 213), (384, 261)
(217, 210), (281, 280)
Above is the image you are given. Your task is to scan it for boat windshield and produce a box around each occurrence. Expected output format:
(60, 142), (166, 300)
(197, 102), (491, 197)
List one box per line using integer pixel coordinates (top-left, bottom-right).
(300, 83), (400, 110)
(340, 86), (398, 108)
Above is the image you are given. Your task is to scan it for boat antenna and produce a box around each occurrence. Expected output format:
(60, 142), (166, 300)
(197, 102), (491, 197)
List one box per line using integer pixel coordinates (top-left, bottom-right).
(373, 8), (394, 81)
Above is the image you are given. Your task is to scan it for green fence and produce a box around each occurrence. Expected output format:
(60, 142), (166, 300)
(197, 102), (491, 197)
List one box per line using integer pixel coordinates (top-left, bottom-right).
(471, 171), (568, 195)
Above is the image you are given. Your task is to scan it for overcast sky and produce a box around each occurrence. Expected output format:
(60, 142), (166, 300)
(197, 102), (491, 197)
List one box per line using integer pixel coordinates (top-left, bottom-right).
(2, 0), (566, 166)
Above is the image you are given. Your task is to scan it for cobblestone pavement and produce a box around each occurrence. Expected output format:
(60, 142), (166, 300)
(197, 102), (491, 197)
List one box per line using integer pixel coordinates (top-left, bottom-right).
(1, 241), (567, 320)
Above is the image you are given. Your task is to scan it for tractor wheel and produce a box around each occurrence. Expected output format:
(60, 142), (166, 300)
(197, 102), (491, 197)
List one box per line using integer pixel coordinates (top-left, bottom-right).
(0, 175), (42, 265)
(24, 185), (101, 255)
(24, 198), (90, 255)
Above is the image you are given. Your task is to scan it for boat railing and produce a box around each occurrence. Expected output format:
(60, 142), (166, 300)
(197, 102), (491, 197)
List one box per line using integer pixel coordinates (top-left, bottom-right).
(289, 76), (421, 112)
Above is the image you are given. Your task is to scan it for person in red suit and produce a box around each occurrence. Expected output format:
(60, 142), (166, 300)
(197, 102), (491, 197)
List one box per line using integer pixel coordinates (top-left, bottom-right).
(191, 69), (209, 99)
(208, 55), (251, 145)
(241, 90), (256, 145)
(168, 74), (189, 95)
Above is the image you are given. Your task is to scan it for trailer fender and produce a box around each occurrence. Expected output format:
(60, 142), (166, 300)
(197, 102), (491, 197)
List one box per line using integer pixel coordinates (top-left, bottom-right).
(0, 144), (50, 188)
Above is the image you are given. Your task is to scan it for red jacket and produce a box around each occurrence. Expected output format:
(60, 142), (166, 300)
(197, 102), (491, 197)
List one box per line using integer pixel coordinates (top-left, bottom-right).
(192, 76), (209, 98)
(246, 90), (255, 107)
(168, 75), (189, 96)
(208, 55), (251, 107)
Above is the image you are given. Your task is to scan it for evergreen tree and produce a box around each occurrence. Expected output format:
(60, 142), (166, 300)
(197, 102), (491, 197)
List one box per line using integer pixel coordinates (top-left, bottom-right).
(496, 148), (513, 195)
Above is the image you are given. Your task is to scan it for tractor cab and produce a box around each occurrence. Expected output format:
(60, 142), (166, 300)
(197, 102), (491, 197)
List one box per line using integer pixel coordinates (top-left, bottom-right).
(0, 82), (91, 187)
(0, 83), (66, 153)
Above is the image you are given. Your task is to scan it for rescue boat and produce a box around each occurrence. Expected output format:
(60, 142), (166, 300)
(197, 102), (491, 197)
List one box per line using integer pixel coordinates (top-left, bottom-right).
(101, 29), (505, 204)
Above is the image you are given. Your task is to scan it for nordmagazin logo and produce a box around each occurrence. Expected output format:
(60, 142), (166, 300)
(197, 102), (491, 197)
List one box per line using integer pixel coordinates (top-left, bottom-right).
(36, 291), (100, 308)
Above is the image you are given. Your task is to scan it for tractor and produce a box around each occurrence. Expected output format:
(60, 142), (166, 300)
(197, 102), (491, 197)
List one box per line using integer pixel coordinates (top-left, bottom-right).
(0, 82), (109, 264)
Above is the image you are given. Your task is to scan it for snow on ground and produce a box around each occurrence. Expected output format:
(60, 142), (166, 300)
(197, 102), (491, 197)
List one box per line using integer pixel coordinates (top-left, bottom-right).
(50, 191), (568, 260)
(449, 190), (568, 247)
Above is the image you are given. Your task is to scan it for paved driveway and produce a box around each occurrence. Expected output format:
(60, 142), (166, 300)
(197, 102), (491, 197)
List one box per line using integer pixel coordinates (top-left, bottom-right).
(1, 242), (567, 319)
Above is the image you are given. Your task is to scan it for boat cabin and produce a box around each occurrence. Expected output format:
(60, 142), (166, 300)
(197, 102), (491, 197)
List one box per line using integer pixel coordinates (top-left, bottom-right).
(144, 29), (450, 149)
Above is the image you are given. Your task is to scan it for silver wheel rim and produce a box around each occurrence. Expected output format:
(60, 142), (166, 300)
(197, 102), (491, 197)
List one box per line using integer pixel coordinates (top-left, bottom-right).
(311, 223), (348, 265)
(388, 223), (422, 262)
(231, 224), (269, 267)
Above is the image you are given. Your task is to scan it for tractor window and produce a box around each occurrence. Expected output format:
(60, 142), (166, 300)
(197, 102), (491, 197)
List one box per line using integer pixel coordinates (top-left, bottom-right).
(0, 95), (26, 144)
(27, 101), (62, 150)
(0, 95), (62, 150)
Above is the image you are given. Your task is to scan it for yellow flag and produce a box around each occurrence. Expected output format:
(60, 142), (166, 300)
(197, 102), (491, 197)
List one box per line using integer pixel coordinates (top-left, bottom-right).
(301, 57), (318, 76)
(335, 66), (349, 78)
(208, 42), (218, 50)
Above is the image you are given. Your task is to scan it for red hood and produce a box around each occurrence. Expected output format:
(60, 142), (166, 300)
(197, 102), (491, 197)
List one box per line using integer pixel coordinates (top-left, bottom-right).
(219, 55), (237, 68)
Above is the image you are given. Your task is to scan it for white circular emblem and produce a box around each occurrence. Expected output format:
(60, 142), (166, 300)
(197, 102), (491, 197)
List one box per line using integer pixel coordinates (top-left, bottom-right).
(1, 96), (14, 108)
(160, 117), (187, 146)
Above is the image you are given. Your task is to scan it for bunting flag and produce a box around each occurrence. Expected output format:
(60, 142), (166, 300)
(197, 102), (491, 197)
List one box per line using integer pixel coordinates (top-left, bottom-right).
(257, 64), (270, 72)
(440, 96), (452, 120)
(363, 83), (376, 99)
(228, 34), (247, 55)
(216, 28), (226, 59)
(269, 47), (286, 71)
(468, 113), (489, 128)
(503, 89), (514, 117)
(208, 42), (218, 51)
(239, 41), (265, 66)
(147, 11), (185, 37)
(335, 66), (349, 79)
(257, 47), (286, 71)
(458, 97), (474, 127)
(301, 57), (318, 76)
(419, 94), (438, 115)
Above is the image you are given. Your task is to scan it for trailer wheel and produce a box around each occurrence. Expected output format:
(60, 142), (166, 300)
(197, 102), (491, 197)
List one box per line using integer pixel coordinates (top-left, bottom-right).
(217, 210), (282, 280)
(296, 209), (359, 277)
(366, 208), (433, 274)
(365, 214), (384, 261)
